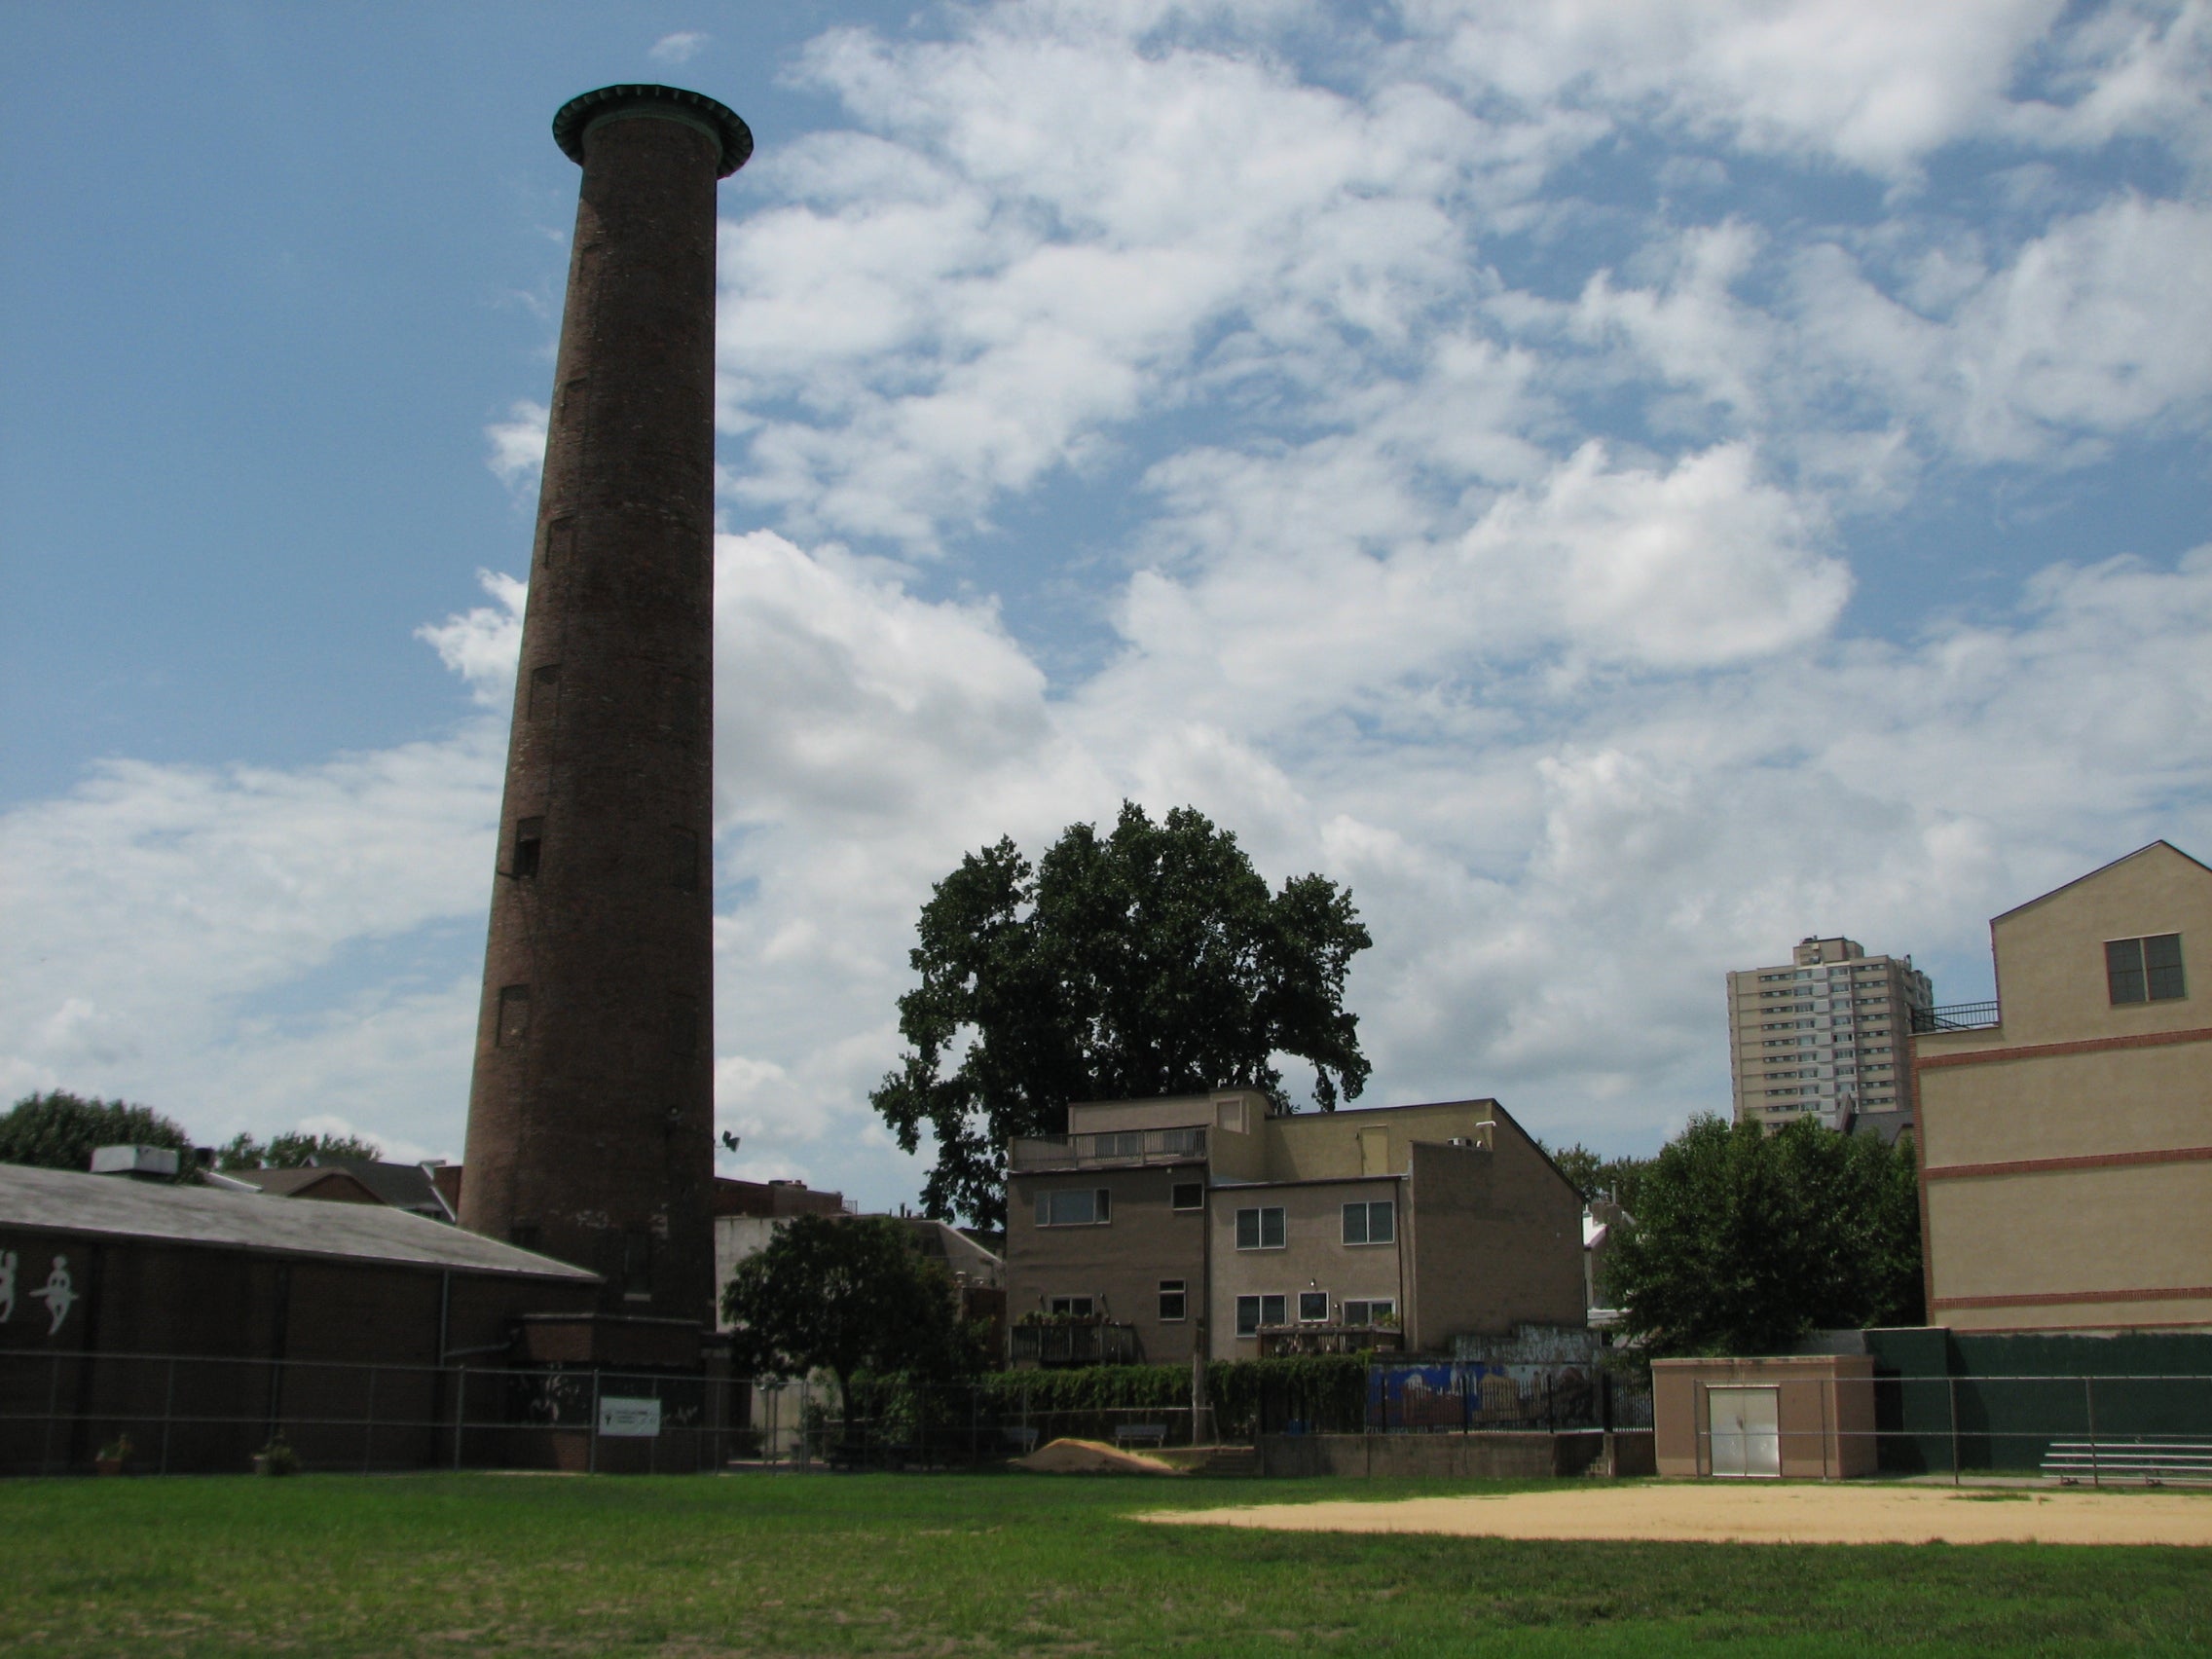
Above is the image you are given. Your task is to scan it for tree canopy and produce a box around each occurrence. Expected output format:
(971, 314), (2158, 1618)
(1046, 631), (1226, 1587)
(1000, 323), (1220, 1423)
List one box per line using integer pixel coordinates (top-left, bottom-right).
(0, 1091), (195, 1179)
(870, 801), (1373, 1228)
(720, 1216), (976, 1414)
(215, 1131), (383, 1171)
(1603, 1115), (1924, 1358)
(1542, 1141), (1652, 1210)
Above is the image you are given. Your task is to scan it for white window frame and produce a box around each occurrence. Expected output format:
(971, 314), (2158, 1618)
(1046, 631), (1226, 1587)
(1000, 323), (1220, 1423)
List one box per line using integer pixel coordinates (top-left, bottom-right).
(1342, 1198), (1394, 1246)
(1158, 1279), (1187, 1322)
(1343, 1298), (1396, 1327)
(1035, 1188), (1112, 1228)
(1169, 1181), (1205, 1211)
(1048, 1295), (1095, 1317)
(1235, 1205), (1287, 1250)
(1297, 1289), (1329, 1323)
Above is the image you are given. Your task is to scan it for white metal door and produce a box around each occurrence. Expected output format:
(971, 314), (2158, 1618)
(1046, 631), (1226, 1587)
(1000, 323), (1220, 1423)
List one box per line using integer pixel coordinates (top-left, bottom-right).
(1707, 1385), (1781, 1478)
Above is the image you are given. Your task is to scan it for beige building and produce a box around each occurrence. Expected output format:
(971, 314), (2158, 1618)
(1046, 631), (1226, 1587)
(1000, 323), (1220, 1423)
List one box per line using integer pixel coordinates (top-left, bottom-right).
(1727, 937), (1934, 1131)
(1915, 841), (2212, 1335)
(1006, 1090), (1585, 1363)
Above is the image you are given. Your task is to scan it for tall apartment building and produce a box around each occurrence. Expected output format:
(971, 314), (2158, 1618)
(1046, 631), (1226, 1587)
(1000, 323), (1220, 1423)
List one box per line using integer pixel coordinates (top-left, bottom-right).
(1727, 937), (1934, 1132)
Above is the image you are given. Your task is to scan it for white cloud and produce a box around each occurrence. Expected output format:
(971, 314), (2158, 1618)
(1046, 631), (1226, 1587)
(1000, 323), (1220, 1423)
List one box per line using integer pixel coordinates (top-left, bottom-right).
(484, 399), (547, 494)
(649, 30), (709, 66)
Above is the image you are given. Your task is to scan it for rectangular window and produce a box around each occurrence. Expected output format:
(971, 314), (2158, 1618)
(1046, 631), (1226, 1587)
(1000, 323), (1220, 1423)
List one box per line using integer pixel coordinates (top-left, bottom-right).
(529, 663), (561, 719)
(1343, 1199), (1394, 1245)
(1344, 1299), (1395, 1327)
(1048, 1295), (1095, 1317)
(1298, 1290), (1328, 1323)
(542, 515), (574, 570)
(497, 984), (531, 1047)
(1170, 1182), (1204, 1211)
(2107, 936), (2186, 1004)
(1235, 1206), (1285, 1249)
(1159, 1280), (1186, 1322)
(512, 816), (543, 880)
(1036, 1189), (1111, 1227)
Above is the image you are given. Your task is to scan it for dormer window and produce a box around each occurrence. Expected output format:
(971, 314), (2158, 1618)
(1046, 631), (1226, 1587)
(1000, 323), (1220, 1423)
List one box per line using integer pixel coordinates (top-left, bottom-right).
(2106, 934), (2186, 1005)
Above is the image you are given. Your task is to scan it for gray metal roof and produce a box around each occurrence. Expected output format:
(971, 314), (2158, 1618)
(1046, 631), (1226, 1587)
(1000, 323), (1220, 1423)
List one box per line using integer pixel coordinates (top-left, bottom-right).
(0, 1162), (598, 1281)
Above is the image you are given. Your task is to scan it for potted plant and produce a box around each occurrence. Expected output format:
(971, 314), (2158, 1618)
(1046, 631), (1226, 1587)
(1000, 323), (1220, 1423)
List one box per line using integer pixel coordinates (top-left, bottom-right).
(95, 1433), (133, 1477)
(251, 1433), (299, 1478)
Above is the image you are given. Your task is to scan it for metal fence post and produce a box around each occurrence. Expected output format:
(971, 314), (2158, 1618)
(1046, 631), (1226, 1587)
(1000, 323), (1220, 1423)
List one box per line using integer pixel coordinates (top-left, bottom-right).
(1948, 1376), (1959, 1487)
(587, 1370), (602, 1475)
(452, 1366), (465, 1472)
(2084, 1376), (2099, 1489)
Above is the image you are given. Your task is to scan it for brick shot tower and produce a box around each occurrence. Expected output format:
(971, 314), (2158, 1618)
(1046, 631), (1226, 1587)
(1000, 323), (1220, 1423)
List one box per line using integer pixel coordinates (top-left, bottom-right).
(460, 86), (751, 1328)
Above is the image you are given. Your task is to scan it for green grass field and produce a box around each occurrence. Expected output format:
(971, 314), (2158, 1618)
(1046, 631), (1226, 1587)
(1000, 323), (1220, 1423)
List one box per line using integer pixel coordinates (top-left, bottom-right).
(2, 1471), (2206, 1656)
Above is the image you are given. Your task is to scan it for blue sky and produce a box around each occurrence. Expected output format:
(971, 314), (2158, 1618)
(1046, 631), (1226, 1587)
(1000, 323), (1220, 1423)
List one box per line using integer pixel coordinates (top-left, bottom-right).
(4, 1), (2209, 1211)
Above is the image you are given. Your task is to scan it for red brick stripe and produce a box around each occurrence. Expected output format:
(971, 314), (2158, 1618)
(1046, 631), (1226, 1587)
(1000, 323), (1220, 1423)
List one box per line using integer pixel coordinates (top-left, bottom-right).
(1924, 1144), (2212, 1181)
(1934, 1284), (2212, 1310)
(1915, 1025), (2212, 1070)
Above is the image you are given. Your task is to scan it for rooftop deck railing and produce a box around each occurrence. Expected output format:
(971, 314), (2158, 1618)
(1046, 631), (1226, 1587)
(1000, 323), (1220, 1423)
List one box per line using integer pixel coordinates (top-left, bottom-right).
(1009, 1126), (1207, 1170)
(1911, 1001), (2002, 1034)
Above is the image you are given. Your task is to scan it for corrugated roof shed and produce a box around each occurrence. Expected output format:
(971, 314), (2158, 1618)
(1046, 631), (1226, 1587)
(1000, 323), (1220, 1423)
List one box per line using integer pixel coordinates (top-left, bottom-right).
(0, 1163), (596, 1281)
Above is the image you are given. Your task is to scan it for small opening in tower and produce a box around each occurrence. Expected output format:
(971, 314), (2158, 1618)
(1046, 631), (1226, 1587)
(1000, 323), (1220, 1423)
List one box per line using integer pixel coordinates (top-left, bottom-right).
(543, 516), (575, 569)
(498, 984), (532, 1047)
(669, 826), (698, 891)
(529, 664), (561, 719)
(513, 817), (544, 879)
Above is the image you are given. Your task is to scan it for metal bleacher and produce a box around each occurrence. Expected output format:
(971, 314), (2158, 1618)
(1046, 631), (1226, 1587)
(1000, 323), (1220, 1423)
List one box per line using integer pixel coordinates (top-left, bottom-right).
(2041, 1440), (2212, 1486)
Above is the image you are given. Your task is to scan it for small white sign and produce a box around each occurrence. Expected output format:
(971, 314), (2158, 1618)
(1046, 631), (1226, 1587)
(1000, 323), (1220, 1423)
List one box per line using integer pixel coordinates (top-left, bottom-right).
(598, 1396), (662, 1438)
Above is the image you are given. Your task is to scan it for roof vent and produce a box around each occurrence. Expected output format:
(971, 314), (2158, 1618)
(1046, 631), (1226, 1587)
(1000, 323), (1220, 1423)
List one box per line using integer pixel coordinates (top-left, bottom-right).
(91, 1145), (180, 1181)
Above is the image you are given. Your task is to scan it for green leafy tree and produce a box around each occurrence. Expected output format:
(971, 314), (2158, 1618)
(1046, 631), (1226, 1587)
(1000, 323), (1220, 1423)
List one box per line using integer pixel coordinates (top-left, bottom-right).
(1543, 1141), (1653, 1209)
(721, 1216), (977, 1427)
(0, 1090), (196, 1179)
(214, 1130), (383, 1171)
(1604, 1115), (1924, 1358)
(871, 801), (1372, 1228)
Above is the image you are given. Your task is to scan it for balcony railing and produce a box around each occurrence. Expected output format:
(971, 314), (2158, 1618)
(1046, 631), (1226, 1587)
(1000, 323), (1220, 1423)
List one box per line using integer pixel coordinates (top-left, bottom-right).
(1009, 1321), (1141, 1368)
(1009, 1126), (1207, 1170)
(1911, 1001), (2001, 1034)
(1258, 1325), (1406, 1358)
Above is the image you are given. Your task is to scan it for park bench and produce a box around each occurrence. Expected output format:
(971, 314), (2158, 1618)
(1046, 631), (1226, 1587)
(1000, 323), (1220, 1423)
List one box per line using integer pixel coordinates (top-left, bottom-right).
(2043, 1439), (2212, 1487)
(1113, 1423), (1169, 1450)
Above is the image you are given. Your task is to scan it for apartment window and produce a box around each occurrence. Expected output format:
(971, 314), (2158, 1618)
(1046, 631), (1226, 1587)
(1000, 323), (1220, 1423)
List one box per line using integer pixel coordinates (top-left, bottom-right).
(1170, 1182), (1204, 1211)
(1344, 1299), (1394, 1327)
(1235, 1206), (1286, 1250)
(1342, 1199), (1395, 1246)
(1159, 1280), (1186, 1322)
(2107, 934), (2186, 1005)
(1036, 1189), (1111, 1227)
(1298, 1290), (1329, 1323)
(1235, 1293), (1286, 1337)
(1049, 1295), (1095, 1317)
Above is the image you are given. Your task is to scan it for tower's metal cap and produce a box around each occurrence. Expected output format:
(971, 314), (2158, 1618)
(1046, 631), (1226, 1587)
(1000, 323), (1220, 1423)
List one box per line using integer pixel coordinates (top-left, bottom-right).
(553, 84), (754, 178)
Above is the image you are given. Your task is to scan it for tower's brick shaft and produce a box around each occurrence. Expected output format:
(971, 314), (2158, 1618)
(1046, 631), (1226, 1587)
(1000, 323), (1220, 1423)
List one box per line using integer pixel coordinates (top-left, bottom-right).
(461, 87), (751, 1325)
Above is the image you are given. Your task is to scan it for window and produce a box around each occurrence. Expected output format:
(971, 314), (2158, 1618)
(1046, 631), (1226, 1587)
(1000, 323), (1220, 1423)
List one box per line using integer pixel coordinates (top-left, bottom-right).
(1298, 1290), (1329, 1322)
(529, 663), (561, 719)
(1170, 1182), (1204, 1211)
(1342, 1199), (1395, 1245)
(542, 515), (574, 569)
(1048, 1295), (1095, 1317)
(1036, 1189), (1111, 1227)
(497, 984), (532, 1047)
(1344, 1299), (1394, 1327)
(2107, 934), (2186, 1005)
(1235, 1293), (1286, 1336)
(1159, 1280), (1186, 1322)
(512, 816), (543, 879)
(1235, 1206), (1286, 1250)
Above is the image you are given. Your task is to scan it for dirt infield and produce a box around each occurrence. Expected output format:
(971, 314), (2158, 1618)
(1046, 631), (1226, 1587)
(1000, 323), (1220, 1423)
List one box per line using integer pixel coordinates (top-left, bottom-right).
(1144, 1482), (2212, 1546)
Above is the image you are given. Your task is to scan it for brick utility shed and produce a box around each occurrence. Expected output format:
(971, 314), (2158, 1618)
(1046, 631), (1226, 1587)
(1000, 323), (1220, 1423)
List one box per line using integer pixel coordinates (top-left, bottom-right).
(0, 1163), (598, 1474)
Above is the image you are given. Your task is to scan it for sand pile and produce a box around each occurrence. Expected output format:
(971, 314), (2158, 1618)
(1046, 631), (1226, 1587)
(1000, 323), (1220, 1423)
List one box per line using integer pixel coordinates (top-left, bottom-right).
(1014, 1437), (1185, 1476)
